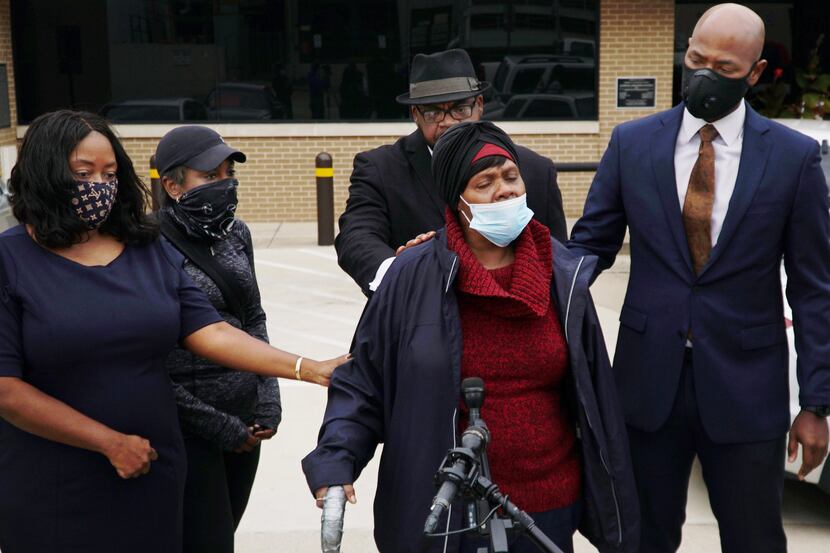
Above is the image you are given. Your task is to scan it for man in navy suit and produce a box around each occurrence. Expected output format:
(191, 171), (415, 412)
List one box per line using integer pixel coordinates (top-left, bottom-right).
(569, 4), (830, 552)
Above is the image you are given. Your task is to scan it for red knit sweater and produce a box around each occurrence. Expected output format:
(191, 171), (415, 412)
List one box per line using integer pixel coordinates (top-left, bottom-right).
(447, 210), (581, 512)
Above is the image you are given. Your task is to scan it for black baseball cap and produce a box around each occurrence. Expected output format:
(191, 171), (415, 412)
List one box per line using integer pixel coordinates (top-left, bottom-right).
(155, 125), (246, 175)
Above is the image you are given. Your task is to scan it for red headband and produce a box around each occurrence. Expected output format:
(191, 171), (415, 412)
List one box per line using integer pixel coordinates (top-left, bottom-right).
(470, 143), (514, 165)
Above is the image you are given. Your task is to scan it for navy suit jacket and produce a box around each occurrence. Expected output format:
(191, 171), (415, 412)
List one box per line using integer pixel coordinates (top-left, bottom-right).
(569, 103), (830, 443)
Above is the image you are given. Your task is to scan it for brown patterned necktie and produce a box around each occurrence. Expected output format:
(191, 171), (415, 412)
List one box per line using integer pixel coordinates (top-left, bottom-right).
(682, 124), (719, 275)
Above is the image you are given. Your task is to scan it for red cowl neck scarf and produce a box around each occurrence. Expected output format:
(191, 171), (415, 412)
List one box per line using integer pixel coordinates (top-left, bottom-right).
(445, 207), (552, 319)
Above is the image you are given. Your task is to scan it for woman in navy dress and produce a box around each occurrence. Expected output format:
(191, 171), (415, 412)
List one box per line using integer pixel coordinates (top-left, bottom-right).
(0, 110), (345, 553)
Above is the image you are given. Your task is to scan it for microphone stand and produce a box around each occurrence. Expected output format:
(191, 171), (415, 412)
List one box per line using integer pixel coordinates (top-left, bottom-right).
(427, 378), (564, 553)
(463, 387), (510, 553)
(466, 472), (564, 553)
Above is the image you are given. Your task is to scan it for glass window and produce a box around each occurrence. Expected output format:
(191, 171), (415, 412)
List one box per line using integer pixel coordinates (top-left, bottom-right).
(11, 0), (599, 123)
(101, 104), (182, 122)
(511, 68), (546, 94)
(503, 98), (527, 119)
(525, 98), (575, 118)
(674, 1), (830, 120)
(183, 100), (208, 121)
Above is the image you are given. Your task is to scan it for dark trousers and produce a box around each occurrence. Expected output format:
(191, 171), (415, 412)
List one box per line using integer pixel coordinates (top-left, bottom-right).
(457, 501), (581, 553)
(628, 349), (787, 553)
(182, 435), (261, 553)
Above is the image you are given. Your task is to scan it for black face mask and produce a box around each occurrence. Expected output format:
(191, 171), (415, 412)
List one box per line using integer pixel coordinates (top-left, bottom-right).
(171, 178), (238, 241)
(681, 62), (755, 122)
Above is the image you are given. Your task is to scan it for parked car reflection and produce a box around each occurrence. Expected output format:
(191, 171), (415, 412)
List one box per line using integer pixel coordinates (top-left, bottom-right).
(485, 54), (595, 120)
(492, 54), (595, 100)
(206, 82), (286, 121)
(484, 92), (596, 120)
(100, 98), (208, 122)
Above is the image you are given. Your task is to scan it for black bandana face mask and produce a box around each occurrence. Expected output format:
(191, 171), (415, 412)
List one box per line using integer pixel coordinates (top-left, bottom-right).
(172, 178), (239, 240)
(71, 179), (118, 230)
(681, 62), (755, 122)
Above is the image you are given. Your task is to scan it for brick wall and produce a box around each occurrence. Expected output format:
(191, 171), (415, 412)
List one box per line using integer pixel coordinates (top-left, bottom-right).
(17, 0), (677, 223)
(598, 0), (676, 142)
(0, 0), (17, 147)
(121, 131), (602, 222)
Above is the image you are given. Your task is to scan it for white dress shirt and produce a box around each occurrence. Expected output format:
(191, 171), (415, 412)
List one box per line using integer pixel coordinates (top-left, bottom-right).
(674, 100), (746, 247)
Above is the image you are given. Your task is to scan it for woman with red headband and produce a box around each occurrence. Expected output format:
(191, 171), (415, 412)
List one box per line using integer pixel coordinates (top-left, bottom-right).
(303, 121), (639, 553)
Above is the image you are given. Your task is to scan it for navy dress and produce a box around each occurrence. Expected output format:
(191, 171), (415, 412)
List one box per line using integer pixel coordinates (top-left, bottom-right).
(0, 225), (222, 553)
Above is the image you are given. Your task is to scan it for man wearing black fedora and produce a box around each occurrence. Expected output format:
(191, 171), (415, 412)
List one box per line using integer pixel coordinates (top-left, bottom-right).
(335, 48), (568, 294)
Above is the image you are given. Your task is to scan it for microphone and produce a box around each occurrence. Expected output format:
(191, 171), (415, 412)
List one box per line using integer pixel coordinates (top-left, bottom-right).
(424, 378), (490, 535)
(462, 377), (484, 423)
(423, 475), (462, 535)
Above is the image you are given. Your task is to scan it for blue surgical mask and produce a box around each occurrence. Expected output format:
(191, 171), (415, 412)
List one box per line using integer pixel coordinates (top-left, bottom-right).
(461, 193), (534, 247)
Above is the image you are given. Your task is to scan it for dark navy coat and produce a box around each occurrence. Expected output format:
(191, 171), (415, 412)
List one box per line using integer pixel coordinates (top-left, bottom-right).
(303, 231), (639, 553)
(569, 103), (830, 442)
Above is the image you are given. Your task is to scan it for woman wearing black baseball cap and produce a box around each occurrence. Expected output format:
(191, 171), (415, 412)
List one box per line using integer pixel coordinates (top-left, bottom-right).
(154, 125), (303, 553)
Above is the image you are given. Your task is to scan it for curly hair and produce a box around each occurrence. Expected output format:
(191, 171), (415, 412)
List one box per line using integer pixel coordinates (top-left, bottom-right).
(9, 110), (158, 248)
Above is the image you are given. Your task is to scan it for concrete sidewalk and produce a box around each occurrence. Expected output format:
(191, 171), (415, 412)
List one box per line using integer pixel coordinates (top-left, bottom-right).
(238, 222), (830, 552)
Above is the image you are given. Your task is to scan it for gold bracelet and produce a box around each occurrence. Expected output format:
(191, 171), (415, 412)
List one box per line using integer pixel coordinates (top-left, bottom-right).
(294, 356), (304, 381)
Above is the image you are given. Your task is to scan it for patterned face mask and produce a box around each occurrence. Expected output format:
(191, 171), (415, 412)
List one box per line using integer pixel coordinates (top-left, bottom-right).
(71, 179), (118, 230)
(171, 178), (238, 241)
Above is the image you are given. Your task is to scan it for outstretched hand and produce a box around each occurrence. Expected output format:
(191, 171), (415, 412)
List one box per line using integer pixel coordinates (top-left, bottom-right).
(396, 231), (436, 256)
(303, 354), (351, 386)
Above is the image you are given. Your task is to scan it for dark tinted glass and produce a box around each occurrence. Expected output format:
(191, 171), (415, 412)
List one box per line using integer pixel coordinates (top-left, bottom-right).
(102, 104), (182, 122)
(525, 99), (574, 118)
(184, 101), (208, 120)
(11, 0), (598, 123)
(674, 1), (830, 121)
(511, 69), (546, 95)
(503, 99), (527, 118)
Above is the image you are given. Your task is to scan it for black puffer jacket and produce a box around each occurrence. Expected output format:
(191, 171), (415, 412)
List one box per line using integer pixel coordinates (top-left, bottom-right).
(162, 213), (281, 450)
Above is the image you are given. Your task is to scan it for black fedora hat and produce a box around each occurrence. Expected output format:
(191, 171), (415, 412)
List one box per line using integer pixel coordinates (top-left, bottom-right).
(396, 49), (490, 106)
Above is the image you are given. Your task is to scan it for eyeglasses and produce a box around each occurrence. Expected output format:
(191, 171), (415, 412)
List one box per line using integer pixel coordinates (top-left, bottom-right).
(417, 102), (476, 124)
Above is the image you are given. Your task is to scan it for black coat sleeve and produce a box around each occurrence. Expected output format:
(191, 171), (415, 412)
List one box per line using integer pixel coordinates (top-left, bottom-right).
(545, 161), (568, 242)
(335, 152), (397, 295)
(236, 223), (282, 431)
(518, 146), (568, 242)
(583, 294), (640, 552)
(301, 277), (392, 494)
(567, 127), (627, 277)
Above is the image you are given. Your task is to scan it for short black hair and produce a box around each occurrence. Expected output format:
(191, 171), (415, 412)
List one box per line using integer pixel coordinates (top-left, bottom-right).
(9, 110), (158, 249)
